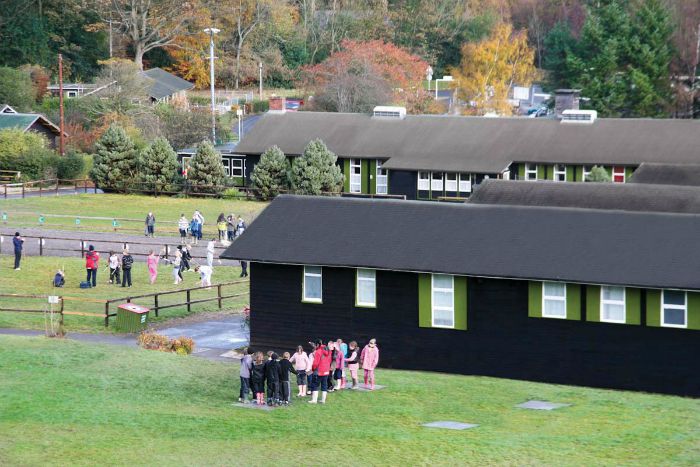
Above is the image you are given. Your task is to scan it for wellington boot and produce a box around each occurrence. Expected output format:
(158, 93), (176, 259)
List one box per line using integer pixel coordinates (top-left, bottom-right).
(308, 391), (319, 404)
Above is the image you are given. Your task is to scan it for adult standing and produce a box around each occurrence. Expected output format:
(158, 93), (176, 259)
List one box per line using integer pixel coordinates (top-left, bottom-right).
(216, 213), (227, 241)
(121, 249), (134, 288)
(12, 232), (23, 270)
(360, 338), (380, 390)
(309, 340), (332, 404)
(85, 245), (100, 287)
(193, 210), (205, 242)
(145, 212), (156, 237)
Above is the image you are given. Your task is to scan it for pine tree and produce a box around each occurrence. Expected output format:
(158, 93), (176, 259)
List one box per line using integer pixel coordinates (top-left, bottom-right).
(189, 140), (225, 194)
(140, 137), (179, 193)
(90, 125), (138, 192)
(586, 165), (611, 182)
(291, 139), (344, 195)
(250, 145), (291, 200)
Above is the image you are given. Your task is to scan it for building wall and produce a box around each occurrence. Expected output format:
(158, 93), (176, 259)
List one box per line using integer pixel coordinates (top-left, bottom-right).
(249, 262), (700, 396)
(388, 170), (417, 200)
(28, 123), (58, 149)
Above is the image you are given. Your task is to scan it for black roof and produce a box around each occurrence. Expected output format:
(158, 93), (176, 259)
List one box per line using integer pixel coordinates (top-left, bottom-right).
(234, 112), (700, 173)
(469, 179), (700, 214)
(222, 195), (700, 290)
(628, 163), (700, 187)
(142, 68), (194, 100)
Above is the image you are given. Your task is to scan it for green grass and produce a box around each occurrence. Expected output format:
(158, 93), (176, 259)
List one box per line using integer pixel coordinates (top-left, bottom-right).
(0, 336), (698, 465)
(0, 256), (249, 333)
(0, 193), (267, 235)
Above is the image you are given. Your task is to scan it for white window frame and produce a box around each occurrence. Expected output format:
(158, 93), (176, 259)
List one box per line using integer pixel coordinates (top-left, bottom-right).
(445, 173), (458, 192)
(613, 166), (625, 183)
(431, 172), (444, 192)
(582, 165), (593, 181)
(67, 90), (78, 98)
(553, 164), (567, 182)
(302, 266), (323, 303)
(542, 281), (567, 319)
(431, 274), (455, 328)
(349, 159), (362, 193)
(417, 172), (430, 191)
(525, 163), (538, 181)
(181, 156), (192, 173)
(501, 170), (510, 180)
(600, 286), (626, 323)
(356, 269), (376, 307)
(458, 174), (472, 193)
(661, 290), (687, 328)
(221, 158), (231, 177)
(231, 158), (244, 178)
(376, 160), (388, 194)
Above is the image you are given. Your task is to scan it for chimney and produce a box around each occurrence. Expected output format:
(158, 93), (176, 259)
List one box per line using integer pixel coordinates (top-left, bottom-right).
(554, 89), (580, 118)
(268, 96), (286, 113)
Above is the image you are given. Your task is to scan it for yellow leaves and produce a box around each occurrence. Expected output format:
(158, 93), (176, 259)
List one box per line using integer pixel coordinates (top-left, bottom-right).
(452, 22), (537, 116)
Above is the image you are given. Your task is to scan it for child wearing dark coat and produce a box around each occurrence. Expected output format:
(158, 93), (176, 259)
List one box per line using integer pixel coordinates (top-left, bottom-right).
(279, 352), (297, 405)
(251, 352), (266, 405)
(265, 353), (282, 406)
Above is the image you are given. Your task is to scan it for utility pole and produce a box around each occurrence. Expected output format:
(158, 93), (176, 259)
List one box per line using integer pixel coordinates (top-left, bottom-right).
(58, 54), (65, 156)
(258, 62), (263, 100)
(204, 28), (221, 145)
(109, 19), (113, 59)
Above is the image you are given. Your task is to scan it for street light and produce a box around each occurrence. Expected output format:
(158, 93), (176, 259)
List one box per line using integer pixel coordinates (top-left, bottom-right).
(204, 27), (221, 144)
(426, 66), (433, 92)
(435, 75), (453, 100)
(258, 62), (263, 101)
(236, 107), (243, 142)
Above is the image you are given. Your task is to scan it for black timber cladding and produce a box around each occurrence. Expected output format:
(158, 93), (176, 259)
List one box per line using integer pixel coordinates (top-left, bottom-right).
(222, 195), (700, 290)
(629, 163), (700, 187)
(469, 179), (700, 214)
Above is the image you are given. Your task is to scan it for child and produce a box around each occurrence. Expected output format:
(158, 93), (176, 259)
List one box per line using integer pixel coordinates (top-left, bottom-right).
(360, 338), (380, 390)
(195, 265), (212, 288)
(121, 249), (133, 288)
(206, 239), (216, 267)
(226, 213), (236, 241)
(333, 341), (345, 391)
(178, 214), (189, 244)
(171, 249), (182, 285)
(189, 216), (201, 245)
(265, 352), (282, 406)
(289, 346), (310, 397)
(181, 245), (192, 273)
(337, 338), (348, 388)
(236, 216), (246, 236)
(251, 352), (266, 405)
(327, 341), (337, 392)
(346, 341), (360, 389)
(53, 269), (65, 288)
(279, 352), (297, 405)
(147, 250), (160, 284)
(306, 342), (316, 396)
(239, 347), (253, 403)
(217, 213), (227, 241)
(309, 340), (332, 404)
(108, 251), (121, 284)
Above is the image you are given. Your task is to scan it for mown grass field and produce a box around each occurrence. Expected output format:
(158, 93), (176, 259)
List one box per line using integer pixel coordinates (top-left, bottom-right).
(0, 194), (267, 235)
(0, 335), (698, 465)
(0, 256), (248, 333)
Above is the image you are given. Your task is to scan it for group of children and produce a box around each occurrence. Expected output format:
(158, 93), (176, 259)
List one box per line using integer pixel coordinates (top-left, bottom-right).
(238, 338), (380, 406)
(177, 211), (246, 245)
(216, 213), (246, 242)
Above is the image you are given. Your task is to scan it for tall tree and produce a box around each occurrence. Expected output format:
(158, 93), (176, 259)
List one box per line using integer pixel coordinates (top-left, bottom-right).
(90, 125), (139, 191)
(140, 137), (178, 192)
(669, 1), (700, 117)
(291, 139), (343, 195)
(189, 140), (225, 193)
(251, 145), (291, 199)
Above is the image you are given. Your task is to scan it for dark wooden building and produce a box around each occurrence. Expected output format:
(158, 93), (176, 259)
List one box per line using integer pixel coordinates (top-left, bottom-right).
(222, 195), (700, 396)
(0, 109), (66, 149)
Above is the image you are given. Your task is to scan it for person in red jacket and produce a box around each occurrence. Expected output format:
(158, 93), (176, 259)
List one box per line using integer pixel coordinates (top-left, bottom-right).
(85, 245), (100, 287)
(309, 339), (333, 404)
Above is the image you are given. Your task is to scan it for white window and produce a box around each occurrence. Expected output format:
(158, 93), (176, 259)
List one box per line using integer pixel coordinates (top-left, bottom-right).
(417, 172), (430, 191)
(553, 164), (567, 181)
(431, 172), (444, 192)
(181, 156), (192, 174)
(542, 282), (567, 319)
(349, 159), (362, 193)
(376, 160), (388, 194)
(445, 173), (458, 192)
(222, 159), (231, 177)
(431, 274), (454, 328)
(303, 266), (322, 303)
(458, 174), (472, 193)
(662, 290), (687, 328)
(67, 91), (78, 98)
(600, 286), (625, 323)
(613, 166), (625, 183)
(231, 158), (244, 178)
(525, 163), (538, 181)
(356, 269), (376, 307)
(501, 170), (510, 180)
(582, 165), (593, 181)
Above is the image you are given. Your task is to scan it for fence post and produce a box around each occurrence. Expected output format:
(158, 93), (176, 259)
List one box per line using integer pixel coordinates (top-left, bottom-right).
(104, 302), (110, 327)
(154, 294), (159, 317)
(84, 179), (87, 194)
(217, 284), (222, 309)
(3, 184), (6, 199)
(39, 237), (43, 256)
(186, 290), (191, 313)
(38, 182), (42, 197)
(80, 240), (85, 258)
(55, 180), (59, 196)
(164, 244), (169, 259)
(59, 297), (65, 336)
(21, 183), (25, 198)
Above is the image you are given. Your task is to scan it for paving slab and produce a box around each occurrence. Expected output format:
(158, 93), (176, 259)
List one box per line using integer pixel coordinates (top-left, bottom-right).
(422, 421), (479, 430)
(517, 400), (571, 411)
(353, 384), (386, 391)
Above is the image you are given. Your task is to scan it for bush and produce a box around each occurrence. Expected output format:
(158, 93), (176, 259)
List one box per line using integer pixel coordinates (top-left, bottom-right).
(251, 145), (290, 199)
(250, 100), (269, 113)
(138, 332), (195, 355)
(222, 187), (243, 199)
(57, 151), (86, 179)
(586, 165), (612, 182)
(291, 139), (344, 195)
(90, 125), (139, 191)
(140, 137), (178, 193)
(0, 128), (58, 180)
(188, 140), (225, 194)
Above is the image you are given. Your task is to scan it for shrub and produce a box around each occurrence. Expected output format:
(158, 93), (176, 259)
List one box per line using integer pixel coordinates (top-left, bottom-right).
(138, 332), (195, 355)
(586, 165), (612, 182)
(250, 100), (269, 113)
(222, 187), (243, 199)
(188, 140), (225, 194)
(90, 125), (139, 191)
(140, 137), (179, 193)
(0, 128), (58, 180)
(57, 151), (86, 179)
(291, 139), (344, 195)
(251, 145), (290, 199)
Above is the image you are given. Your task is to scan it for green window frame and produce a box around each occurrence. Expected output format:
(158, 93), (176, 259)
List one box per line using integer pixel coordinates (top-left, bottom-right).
(302, 266), (322, 304)
(419, 274), (467, 330)
(661, 290), (687, 328)
(529, 281), (581, 320)
(355, 269), (376, 308)
(600, 285), (626, 323)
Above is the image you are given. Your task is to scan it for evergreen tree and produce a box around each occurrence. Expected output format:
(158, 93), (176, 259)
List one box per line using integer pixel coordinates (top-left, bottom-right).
(543, 22), (577, 90)
(586, 165), (611, 182)
(291, 139), (344, 195)
(0, 67), (34, 111)
(189, 140), (225, 194)
(90, 125), (138, 192)
(140, 137), (178, 193)
(250, 145), (291, 200)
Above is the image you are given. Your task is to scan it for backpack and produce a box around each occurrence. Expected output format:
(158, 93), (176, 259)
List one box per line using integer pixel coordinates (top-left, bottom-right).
(79, 281), (92, 289)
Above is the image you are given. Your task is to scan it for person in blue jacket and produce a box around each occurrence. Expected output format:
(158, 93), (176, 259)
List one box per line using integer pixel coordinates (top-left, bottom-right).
(13, 232), (24, 270)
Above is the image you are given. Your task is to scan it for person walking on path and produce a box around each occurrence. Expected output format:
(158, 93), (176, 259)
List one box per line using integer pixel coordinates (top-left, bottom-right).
(206, 238), (216, 267)
(85, 245), (100, 287)
(239, 348), (254, 403)
(178, 214), (189, 244)
(360, 338), (380, 390)
(226, 213), (236, 241)
(147, 250), (160, 285)
(12, 232), (24, 270)
(121, 249), (134, 287)
(145, 212), (156, 237)
(108, 251), (121, 284)
(309, 340), (332, 404)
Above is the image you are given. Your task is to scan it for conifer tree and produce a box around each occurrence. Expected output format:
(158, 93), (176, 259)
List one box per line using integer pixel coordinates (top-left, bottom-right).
(250, 145), (291, 199)
(586, 165), (612, 183)
(140, 137), (179, 193)
(90, 125), (138, 192)
(189, 140), (225, 194)
(291, 139), (344, 195)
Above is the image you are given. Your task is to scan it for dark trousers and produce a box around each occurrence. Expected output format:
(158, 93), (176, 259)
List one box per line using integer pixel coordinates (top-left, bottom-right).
(240, 377), (251, 400)
(267, 381), (280, 403)
(121, 268), (132, 287)
(14, 251), (21, 269)
(110, 267), (121, 283)
(281, 380), (291, 403)
(240, 261), (248, 277)
(86, 268), (97, 287)
(308, 372), (318, 391)
(147, 225), (154, 236)
(181, 258), (190, 271)
(317, 375), (329, 392)
(227, 230), (234, 241)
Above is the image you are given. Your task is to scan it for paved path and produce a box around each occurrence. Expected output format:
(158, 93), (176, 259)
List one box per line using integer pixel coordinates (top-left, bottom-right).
(1, 187), (104, 199)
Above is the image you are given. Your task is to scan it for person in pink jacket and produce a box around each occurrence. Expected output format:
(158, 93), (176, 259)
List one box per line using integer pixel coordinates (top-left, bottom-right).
(360, 338), (379, 390)
(146, 250), (160, 284)
(289, 346), (310, 397)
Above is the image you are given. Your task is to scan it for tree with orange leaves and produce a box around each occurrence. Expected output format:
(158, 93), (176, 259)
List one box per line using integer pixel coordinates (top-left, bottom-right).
(452, 23), (537, 116)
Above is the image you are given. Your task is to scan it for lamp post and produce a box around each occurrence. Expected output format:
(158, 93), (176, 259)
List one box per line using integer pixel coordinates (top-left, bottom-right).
(204, 27), (221, 144)
(426, 66), (433, 92)
(258, 62), (263, 100)
(236, 107), (243, 142)
(435, 75), (454, 100)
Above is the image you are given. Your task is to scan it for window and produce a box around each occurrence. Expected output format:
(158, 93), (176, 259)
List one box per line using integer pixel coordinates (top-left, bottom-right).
(601, 286), (625, 323)
(553, 164), (567, 181)
(501, 170), (510, 180)
(582, 165), (593, 181)
(356, 269), (376, 307)
(376, 160), (388, 194)
(613, 166), (625, 183)
(302, 266), (322, 303)
(418, 171), (430, 191)
(542, 282), (567, 319)
(67, 91), (78, 98)
(231, 158), (244, 178)
(458, 174), (472, 193)
(431, 172), (444, 192)
(431, 274), (454, 328)
(222, 159), (231, 177)
(662, 290), (687, 328)
(525, 163), (538, 181)
(349, 159), (362, 193)
(445, 173), (458, 192)
(181, 156), (192, 174)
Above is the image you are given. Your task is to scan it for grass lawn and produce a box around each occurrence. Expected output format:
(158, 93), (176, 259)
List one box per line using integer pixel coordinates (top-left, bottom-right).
(0, 194), (267, 236)
(0, 256), (248, 333)
(0, 336), (698, 465)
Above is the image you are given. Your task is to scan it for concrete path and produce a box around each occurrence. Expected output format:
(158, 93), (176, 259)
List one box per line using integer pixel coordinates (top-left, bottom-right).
(1, 187), (104, 199)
